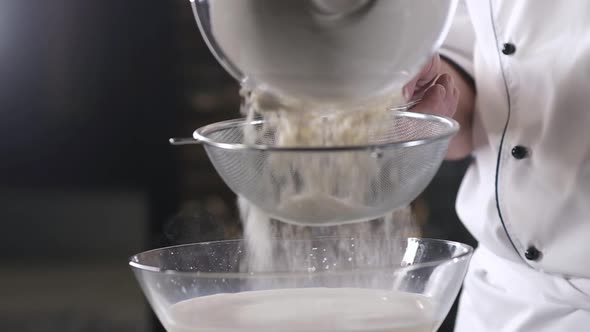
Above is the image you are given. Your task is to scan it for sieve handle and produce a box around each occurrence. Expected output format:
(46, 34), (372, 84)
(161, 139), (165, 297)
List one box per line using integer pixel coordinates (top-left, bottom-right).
(169, 137), (201, 146)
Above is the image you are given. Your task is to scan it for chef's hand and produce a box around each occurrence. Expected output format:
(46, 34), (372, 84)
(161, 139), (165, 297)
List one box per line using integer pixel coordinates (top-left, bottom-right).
(403, 54), (459, 118)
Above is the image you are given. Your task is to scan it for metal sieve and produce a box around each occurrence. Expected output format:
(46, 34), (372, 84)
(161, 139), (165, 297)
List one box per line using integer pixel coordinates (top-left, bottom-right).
(171, 111), (459, 226)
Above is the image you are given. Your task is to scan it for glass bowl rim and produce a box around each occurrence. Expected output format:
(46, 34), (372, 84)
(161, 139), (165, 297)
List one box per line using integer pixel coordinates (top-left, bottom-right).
(129, 237), (473, 278)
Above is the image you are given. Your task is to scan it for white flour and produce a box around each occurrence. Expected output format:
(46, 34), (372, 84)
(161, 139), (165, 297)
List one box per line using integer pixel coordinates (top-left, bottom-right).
(276, 194), (376, 225)
(238, 87), (417, 273)
(165, 288), (438, 332)
(242, 87), (398, 223)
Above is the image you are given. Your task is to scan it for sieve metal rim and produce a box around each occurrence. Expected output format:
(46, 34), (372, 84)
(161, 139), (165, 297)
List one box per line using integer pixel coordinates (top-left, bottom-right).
(192, 111), (459, 152)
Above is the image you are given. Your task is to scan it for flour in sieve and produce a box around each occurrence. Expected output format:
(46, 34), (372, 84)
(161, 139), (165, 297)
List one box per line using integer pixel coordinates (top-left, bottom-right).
(275, 194), (377, 226)
(237, 87), (418, 273)
(241, 88), (399, 224)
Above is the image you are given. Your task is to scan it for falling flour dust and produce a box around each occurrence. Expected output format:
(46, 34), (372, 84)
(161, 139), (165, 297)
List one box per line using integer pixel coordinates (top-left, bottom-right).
(237, 88), (418, 273)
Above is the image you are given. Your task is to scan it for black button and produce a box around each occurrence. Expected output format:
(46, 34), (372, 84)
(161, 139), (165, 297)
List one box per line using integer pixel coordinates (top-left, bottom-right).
(525, 247), (541, 261)
(511, 146), (528, 159)
(502, 43), (516, 55)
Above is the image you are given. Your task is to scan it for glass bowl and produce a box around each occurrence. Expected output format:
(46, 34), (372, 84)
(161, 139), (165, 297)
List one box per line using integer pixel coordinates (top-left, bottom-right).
(130, 237), (473, 332)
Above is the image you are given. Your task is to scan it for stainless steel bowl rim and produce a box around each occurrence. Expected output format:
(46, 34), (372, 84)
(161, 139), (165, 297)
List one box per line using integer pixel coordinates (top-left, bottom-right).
(193, 111), (460, 152)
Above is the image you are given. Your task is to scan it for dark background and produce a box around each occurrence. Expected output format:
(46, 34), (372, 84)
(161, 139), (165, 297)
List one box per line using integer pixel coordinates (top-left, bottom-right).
(0, 1), (476, 331)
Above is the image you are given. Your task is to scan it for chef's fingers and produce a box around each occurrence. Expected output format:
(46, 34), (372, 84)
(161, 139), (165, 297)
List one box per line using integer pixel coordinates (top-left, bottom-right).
(410, 83), (446, 115)
(410, 73), (459, 118)
(403, 55), (441, 102)
(437, 73), (460, 117)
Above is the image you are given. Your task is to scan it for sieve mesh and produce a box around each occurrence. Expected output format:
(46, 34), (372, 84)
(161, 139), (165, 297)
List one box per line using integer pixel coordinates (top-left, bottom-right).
(195, 111), (458, 226)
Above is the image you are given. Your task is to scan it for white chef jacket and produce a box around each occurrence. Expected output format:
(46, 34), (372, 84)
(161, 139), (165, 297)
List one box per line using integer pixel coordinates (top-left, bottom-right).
(439, 1), (590, 330)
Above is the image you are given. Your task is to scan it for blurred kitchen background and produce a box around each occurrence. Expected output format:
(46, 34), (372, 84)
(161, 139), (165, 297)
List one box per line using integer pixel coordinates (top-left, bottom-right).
(0, 1), (476, 331)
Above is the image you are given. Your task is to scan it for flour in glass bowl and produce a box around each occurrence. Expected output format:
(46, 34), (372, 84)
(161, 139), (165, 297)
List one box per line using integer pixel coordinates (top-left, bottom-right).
(164, 288), (438, 332)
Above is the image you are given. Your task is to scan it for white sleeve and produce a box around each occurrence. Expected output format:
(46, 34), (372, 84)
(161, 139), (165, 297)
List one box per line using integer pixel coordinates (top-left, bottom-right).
(439, 0), (475, 78)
